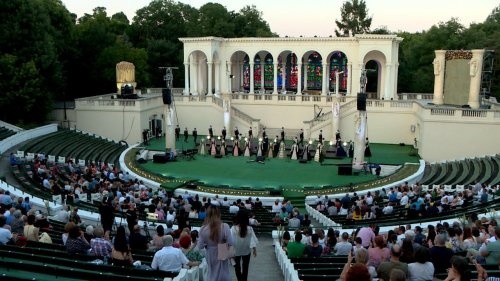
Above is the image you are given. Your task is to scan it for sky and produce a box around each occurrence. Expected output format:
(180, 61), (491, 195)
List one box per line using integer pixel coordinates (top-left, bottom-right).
(61, 0), (499, 36)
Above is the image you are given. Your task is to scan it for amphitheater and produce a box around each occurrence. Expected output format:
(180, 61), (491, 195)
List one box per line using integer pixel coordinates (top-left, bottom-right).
(1, 36), (500, 281)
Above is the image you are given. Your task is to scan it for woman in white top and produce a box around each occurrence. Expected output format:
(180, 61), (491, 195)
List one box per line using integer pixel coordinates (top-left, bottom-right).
(231, 209), (258, 281)
(408, 246), (434, 281)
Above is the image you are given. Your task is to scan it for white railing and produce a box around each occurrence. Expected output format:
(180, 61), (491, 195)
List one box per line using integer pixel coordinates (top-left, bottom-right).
(462, 109), (487, 118)
(398, 93), (434, 100)
(0, 124), (57, 155)
(431, 108), (456, 116)
(274, 239), (300, 281)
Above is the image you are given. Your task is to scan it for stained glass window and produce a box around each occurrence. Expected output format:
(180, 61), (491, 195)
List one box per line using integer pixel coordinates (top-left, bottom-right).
(329, 52), (348, 92)
(254, 57), (261, 89)
(286, 53), (298, 90)
(306, 52), (322, 90)
(243, 55), (250, 90)
(264, 54), (274, 89)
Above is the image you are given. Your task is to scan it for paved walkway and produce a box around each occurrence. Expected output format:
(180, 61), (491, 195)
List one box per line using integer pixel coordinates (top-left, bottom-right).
(231, 235), (283, 281)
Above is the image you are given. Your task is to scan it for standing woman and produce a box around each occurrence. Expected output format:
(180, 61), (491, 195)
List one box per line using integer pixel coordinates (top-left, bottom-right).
(231, 209), (258, 281)
(198, 206), (233, 281)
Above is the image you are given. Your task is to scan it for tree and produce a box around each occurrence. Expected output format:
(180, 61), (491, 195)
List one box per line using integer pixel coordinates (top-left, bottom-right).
(335, 0), (372, 36)
(0, 0), (74, 124)
(234, 5), (274, 37)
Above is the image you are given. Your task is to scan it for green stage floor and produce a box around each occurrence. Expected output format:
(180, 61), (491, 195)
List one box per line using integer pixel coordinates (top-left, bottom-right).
(140, 136), (419, 189)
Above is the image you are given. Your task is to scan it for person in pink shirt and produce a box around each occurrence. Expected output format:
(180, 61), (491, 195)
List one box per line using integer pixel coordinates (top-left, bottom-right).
(368, 235), (391, 268)
(356, 224), (376, 248)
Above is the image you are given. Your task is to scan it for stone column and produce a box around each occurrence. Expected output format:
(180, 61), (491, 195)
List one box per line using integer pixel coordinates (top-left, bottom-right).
(214, 62), (220, 95)
(281, 62), (286, 92)
(238, 61), (243, 93)
(432, 50), (446, 105)
(222, 94), (231, 132)
(249, 62), (255, 94)
(183, 62), (189, 95)
(273, 62), (278, 94)
(353, 111), (367, 170)
(322, 63), (328, 95)
(192, 62), (198, 95)
(347, 62), (353, 96)
(303, 64), (308, 90)
(384, 63), (393, 100)
(207, 61), (213, 96)
(468, 49), (485, 109)
(297, 62), (302, 95)
(394, 62), (399, 98)
(164, 104), (176, 152)
(227, 62), (232, 94)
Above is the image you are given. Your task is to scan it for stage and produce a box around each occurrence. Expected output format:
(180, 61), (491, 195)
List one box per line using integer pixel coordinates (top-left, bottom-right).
(138, 136), (419, 190)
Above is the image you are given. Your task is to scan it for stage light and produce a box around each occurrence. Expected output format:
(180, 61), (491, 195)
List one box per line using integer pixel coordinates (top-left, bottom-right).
(329, 141), (333, 146)
(309, 140), (313, 145)
(343, 141), (347, 146)
(217, 136), (221, 140)
(231, 137), (234, 141)
(245, 137), (248, 142)
(259, 138), (263, 142)
(207, 135), (211, 140)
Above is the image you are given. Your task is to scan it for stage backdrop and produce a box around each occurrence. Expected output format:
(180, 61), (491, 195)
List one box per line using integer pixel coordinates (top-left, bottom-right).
(443, 58), (470, 106)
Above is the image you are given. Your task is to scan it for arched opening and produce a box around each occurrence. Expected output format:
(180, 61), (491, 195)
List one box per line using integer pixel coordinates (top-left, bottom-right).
(365, 60), (381, 99)
(328, 51), (348, 94)
(230, 51), (248, 93)
(285, 53), (299, 91)
(149, 114), (162, 137)
(188, 50), (208, 95)
(305, 52), (323, 91)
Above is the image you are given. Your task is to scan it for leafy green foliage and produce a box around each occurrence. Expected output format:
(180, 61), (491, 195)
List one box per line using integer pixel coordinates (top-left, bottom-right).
(335, 0), (372, 36)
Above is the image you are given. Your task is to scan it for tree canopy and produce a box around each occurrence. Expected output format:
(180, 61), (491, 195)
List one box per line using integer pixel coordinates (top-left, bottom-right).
(335, 0), (372, 36)
(0, 0), (499, 126)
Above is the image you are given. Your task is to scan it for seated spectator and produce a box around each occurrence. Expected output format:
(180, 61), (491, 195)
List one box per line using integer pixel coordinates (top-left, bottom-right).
(150, 225), (165, 251)
(399, 239), (415, 264)
(377, 244), (408, 281)
(229, 201), (239, 214)
(152, 235), (198, 273)
(179, 234), (204, 262)
(305, 234), (323, 258)
(0, 215), (12, 245)
(382, 203), (394, 215)
(301, 214), (311, 227)
(249, 213), (260, 226)
(389, 268), (406, 281)
(129, 224), (149, 251)
(328, 203), (338, 216)
(287, 232), (306, 258)
(66, 225), (91, 255)
(9, 210), (24, 234)
(444, 256), (471, 281)
(90, 226), (112, 258)
(23, 214), (39, 242)
(408, 246), (434, 281)
(480, 226), (500, 265)
(288, 214), (300, 228)
(282, 231), (291, 250)
(111, 226), (133, 266)
(334, 232), (352, 256)
(368, 235), (390, 268)
(430, 233), (454, 275)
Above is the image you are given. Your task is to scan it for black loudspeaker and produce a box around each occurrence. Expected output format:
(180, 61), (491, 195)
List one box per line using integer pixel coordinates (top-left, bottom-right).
(357, 93), (367, 111)
(214, 154), (222, 158)
(338, 165), (353, 175)
(299, 159), (308, 164)
(162, 88), (172, 105)
(399, 143), (405, 146)
(256, 156), (265, 162)
(153, 154), (168, 163)
(137, 158), (146, 163)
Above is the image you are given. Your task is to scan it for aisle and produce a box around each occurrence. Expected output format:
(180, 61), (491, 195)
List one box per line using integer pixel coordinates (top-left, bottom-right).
(231, 235), (284, 281)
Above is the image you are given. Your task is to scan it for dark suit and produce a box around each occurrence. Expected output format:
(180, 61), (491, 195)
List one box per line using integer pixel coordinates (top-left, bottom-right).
(222, 129), (227, 140)
(184, 129), (188, 142)
(208, 127), (213, 138)
(192, 129), (197, 143)
(175, 127), (180, 141)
